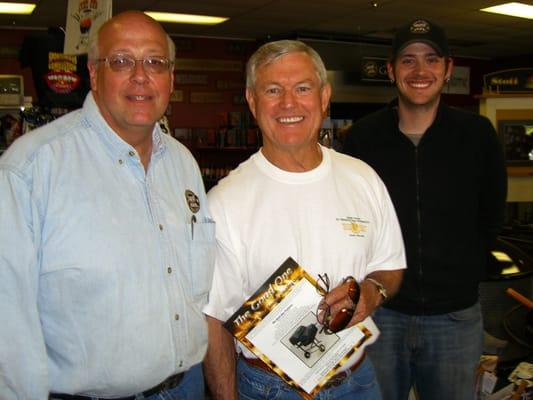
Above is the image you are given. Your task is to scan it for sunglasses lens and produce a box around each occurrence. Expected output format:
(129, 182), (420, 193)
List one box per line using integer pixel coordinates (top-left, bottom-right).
(328, 308), (354, 333)
(348, 280), (360, 304)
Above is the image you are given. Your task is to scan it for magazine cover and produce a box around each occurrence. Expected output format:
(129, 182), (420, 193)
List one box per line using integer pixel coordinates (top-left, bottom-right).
(223, 257), (379, 398)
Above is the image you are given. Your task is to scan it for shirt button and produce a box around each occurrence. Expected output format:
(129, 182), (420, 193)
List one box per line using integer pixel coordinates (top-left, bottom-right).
(167, 267), (172, 274)
(179, 361), (183, 367)
(128, 150), (135, 157)
(175, 314), (180, 321)
(118, 159), (123, 165)
(159, 224), (164, 231)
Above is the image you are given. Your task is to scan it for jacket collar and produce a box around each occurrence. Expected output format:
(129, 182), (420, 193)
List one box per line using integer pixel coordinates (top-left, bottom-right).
(387, 97), (450, 138)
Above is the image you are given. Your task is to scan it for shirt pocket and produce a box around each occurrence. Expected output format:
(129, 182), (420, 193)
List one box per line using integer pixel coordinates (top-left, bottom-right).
(187, 218), (216, 302)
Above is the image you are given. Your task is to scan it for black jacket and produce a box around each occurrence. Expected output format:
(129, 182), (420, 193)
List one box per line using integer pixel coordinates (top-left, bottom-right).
(343, 100), (507, 315)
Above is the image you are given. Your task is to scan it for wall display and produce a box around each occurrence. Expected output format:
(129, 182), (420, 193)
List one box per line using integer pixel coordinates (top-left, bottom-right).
(20, 29), (90, 108)
(0, 112), (22, 151)
(484, 68), (533, 94)
(498, 119), (533, 164)
(64, 0), (112, 55)
(20, 107), (58, 133)
(174, 127), (191, 142)
(191, 127), (209, 146)
(442, 66), (470, 95)
(45, 53), (82, 94)
(170, 90), (184, 103)
(0, 46), (19, 59)
(175, 74), (208, 85)
(190, 91), (224, 104)
(216, 80), (245, 90)
(232, 93), (246, 105)
(174, 58), (242, 72)
(228, 111), (243, 128)
(480, 98), (533, 200)
(359, 57), (389, 84)
(0, 75), (24, 107)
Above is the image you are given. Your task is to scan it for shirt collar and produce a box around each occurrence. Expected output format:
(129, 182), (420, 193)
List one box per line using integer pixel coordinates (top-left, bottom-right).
(82, 92), (167, 162)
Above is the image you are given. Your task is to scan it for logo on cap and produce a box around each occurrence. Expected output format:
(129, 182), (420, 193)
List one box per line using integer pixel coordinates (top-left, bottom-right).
(410, 19), (431, 34)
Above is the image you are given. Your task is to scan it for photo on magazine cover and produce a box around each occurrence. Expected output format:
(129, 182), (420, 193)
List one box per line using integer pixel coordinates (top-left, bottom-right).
(281, 311), (339, 368)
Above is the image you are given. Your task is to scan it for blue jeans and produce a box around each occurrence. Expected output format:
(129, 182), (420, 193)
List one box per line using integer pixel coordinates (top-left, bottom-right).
(144, 364), (205, 400)
(49, 365), (204, 400)
(236, 355), (382, 399)
(368, 303), (483, 400)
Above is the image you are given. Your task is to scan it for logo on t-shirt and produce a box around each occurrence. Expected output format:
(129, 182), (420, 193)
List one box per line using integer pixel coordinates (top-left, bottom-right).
(336, 216), (369, 237)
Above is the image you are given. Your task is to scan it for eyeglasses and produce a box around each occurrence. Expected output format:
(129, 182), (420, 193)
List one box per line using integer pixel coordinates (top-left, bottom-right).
(95, 54), (173, 74)
(316, 273), (360, 334)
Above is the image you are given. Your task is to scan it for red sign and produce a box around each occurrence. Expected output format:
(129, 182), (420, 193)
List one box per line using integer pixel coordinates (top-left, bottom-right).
(44, 71), (81, 94)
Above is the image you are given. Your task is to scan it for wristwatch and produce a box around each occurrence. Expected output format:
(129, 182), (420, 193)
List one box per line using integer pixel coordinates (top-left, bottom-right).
(365, 277), (388, 301)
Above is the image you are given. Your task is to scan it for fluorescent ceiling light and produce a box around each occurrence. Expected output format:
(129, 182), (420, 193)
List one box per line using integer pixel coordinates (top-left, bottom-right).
(0, 2), (35, 14)
(145, 11), (228, 25)
(481, 2), (533, 19)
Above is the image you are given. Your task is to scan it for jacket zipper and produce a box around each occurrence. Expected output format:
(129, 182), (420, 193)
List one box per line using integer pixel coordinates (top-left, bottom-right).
(414, 146), (425, 311)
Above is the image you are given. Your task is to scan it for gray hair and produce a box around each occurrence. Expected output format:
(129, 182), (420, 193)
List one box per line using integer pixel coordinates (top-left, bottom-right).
(87, 26), (176, 62)
(246, 40), (328, 90)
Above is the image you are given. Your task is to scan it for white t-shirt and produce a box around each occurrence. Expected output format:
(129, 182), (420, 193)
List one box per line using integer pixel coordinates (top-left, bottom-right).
(204, 146), (406, 360)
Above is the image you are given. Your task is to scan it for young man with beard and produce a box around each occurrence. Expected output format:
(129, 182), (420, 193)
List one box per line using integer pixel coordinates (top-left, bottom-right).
(343, 19), (507, 400)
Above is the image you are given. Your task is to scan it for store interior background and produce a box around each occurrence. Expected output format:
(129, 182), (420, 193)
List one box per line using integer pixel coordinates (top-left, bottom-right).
(0, 1), (532, 385)
(4, 1), (531, 218)
(1, 2), (532, 176)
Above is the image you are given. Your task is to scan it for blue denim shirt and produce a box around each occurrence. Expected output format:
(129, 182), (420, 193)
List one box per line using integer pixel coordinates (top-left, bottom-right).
(0, 93), (215, 398)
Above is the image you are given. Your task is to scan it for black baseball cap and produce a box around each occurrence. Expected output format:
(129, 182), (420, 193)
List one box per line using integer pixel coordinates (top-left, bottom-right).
(391, 18), (449, 60)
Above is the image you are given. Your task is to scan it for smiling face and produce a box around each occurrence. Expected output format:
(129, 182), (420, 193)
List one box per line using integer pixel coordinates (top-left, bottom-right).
(88, 12), (174, 141)
(388, 42), (453, 111)
(246, 51), (331, 159)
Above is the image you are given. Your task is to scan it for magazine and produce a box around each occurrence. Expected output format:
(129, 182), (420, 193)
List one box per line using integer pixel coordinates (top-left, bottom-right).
(223, 257), (379, 397)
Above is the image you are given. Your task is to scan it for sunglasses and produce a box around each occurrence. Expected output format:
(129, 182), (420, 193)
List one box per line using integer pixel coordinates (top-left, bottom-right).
(316, 274), (360, 334)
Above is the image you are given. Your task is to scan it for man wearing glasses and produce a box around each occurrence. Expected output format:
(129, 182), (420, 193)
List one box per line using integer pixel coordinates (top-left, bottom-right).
(0, 11), (214, 399)
(203, 40), (406, 400)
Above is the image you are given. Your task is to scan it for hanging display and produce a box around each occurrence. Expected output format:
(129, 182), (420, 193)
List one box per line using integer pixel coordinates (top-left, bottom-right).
(64, 0), (112, 55)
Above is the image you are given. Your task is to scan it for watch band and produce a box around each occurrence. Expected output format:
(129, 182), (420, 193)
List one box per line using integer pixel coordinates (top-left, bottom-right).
(365, 277), (388, 301)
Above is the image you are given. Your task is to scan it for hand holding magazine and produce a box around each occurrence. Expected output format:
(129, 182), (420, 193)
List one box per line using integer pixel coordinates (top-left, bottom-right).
(223, 257), (380, 398)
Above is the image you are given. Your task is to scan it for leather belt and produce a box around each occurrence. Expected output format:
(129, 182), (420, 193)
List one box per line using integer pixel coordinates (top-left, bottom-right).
(49, 372), (184, 400)
(322, 352), (366, 388)
(241, 351), (366, 390)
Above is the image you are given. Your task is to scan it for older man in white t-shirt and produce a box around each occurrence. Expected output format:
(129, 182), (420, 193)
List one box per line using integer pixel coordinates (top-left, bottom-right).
(203, 40), (406, 400)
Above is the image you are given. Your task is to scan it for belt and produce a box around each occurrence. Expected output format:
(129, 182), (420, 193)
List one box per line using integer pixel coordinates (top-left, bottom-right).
(49, 372), (184, 400)
(241, 351), (366, 390)
(322, 352), (366, 388)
